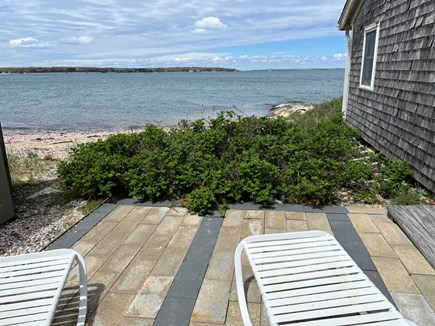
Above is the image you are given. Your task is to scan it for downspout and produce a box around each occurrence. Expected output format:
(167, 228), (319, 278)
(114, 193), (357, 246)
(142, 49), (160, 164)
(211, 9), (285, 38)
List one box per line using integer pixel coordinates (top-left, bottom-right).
(342, 29), (352, 119)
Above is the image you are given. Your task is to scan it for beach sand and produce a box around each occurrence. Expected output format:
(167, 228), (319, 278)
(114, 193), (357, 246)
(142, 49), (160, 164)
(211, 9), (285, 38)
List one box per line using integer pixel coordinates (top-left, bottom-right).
(4, 130), (136, 160)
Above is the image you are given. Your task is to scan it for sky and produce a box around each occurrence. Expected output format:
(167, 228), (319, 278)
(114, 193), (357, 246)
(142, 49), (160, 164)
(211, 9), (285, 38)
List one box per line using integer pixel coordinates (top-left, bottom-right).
(0, 0), (348, 70)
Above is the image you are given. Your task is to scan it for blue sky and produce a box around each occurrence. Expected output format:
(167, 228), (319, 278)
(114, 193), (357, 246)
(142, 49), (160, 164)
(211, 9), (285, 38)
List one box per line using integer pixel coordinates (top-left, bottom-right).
(0, 0), (348, 70)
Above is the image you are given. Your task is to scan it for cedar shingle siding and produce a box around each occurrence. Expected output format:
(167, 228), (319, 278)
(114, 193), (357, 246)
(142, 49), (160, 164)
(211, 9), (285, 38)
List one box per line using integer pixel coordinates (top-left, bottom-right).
(346, 0), (435, 192)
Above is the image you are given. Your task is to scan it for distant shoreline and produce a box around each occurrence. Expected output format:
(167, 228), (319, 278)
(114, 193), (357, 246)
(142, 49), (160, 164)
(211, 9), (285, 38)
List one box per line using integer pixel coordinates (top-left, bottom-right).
(0, 66), (238, 74)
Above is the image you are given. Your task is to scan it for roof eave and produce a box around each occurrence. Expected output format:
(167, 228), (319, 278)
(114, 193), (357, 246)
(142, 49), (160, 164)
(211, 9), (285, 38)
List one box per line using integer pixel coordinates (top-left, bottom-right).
(338, 0), (364, 30)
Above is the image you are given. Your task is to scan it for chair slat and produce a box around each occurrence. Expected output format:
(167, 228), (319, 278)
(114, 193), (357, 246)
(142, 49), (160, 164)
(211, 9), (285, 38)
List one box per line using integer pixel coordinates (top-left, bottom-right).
(258, 266), (361, 285)
(246, 235), (332, 248)
(0, 270), (66, 285)
(257, 259), (355, 278)
(263, 279), (373, 301)
(0, 298), (53, 313)
(247, 239), (336, 253)
(274, 301), (394, 323)
(269, 292), (386, 315)
(0, 289), (58, 304)
(0, 251), (73, 267)
(0, 263), (71, 279)
(0, 312), (49, 326)
(0, 276), (64, 291)
(249, 244), (341, 260)
(255, 255), (351, 272)
(287, 310), (408, 326)
(266, 286), (380, 307)
(0, 282), (60, 297)
(0, 305), (52, 319)
(249, 249), (345, 264)
(0, 258), (71, 274)
(263, 273), (367, 292)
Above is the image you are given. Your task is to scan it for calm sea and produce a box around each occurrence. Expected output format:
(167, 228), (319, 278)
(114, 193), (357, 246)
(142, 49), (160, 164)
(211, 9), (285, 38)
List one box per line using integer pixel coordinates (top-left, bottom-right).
(0, 69), (344, 133)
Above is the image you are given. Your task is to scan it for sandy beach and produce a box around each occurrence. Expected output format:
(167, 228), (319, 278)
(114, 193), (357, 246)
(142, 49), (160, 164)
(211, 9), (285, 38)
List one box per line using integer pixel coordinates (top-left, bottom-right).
(4, 130), (136, 160)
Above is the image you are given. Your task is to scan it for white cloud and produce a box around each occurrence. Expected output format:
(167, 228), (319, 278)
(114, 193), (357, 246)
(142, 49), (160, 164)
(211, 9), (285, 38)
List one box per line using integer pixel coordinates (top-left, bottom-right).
(333, 53), (347, 60)
(34, 51), (346, 69)
(0, 1), (348, 69)
(8, 37), (49, 48)
(192, 16), (227, 33)
(59, 35), (94, 44)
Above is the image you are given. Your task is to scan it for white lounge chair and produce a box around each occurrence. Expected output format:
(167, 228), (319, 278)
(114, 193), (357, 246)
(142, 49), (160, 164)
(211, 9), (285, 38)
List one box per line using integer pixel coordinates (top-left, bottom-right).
(0, 249), (87, 326)
(235, 231), (413, 326)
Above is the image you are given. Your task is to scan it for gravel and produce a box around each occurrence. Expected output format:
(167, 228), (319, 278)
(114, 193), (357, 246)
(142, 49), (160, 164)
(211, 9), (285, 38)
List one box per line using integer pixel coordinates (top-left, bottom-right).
(0, 131), (120, 257)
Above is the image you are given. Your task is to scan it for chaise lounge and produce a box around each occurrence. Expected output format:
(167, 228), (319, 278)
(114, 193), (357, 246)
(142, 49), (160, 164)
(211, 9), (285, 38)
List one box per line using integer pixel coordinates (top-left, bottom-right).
(235, 231), (414, 325)
(0, 249), (87, 326)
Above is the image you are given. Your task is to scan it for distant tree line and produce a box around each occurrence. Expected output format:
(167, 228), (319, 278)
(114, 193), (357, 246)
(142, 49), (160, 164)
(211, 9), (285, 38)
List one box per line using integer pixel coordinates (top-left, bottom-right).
(0, 66), (238, 74)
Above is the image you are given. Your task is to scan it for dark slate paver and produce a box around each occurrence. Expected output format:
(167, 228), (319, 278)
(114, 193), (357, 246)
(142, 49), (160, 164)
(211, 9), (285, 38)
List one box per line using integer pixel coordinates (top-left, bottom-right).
(156, 215), (223, 325)
(327, 213), (396, 305)
(228, 203), (264, 210)
(154, 297), (196, 326)
(167, 261), (208, 299)
(47, 203), (115, 250)
(185, 237), (219, 265)
(328, 219), (376, 271)
(326, 212), (350, 221)
(194, 216), (223, 239)
(230, 204), (348, 213)
(274, 204), (305, 212)
(47, 228), (90, 250)
(365, 270), (397, 308)
(73, 212), (109, 230)
(114, 198), (180, 207)
(93, 203), (117, 213)
(303, 205), (348, 213)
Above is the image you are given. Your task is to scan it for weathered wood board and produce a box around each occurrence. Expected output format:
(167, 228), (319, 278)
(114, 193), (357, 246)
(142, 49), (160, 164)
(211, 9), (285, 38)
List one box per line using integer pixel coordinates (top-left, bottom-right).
(388, 205), (435, 269)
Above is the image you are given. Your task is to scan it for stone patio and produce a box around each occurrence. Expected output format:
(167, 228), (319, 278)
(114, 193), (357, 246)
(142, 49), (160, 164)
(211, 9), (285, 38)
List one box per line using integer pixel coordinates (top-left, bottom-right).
(50, 203), (435, 325)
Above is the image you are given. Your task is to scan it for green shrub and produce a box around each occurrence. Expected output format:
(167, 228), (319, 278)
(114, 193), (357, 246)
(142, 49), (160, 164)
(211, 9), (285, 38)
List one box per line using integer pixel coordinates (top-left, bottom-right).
(186, 188), (216, 216)
(377, 160), (413, 198)
(390, 186), (429, 205)
(353, 190), (378, 204)
(58, 98), (415, 215)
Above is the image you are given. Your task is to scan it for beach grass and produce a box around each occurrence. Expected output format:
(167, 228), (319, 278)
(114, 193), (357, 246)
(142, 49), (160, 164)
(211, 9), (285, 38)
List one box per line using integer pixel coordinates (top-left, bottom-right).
(7, 152), (58, 185)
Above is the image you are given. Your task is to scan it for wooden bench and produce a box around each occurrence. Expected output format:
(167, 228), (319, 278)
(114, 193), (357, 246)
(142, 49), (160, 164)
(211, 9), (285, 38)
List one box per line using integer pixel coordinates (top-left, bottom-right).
(0, 249), (87, 326)
(235, 231), (413, 325)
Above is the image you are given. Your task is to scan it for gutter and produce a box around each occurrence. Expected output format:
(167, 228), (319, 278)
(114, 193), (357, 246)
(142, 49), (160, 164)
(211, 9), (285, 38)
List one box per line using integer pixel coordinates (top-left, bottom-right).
(342, 29), (352, 118)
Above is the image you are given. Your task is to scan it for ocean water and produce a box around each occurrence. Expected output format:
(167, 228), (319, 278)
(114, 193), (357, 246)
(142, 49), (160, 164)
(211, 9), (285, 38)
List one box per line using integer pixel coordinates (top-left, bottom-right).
(0, 69), (344, 133)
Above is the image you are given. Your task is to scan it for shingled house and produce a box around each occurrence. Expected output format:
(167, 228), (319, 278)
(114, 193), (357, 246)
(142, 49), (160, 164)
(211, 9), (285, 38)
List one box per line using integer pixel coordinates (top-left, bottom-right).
(338, 0), (435, 192)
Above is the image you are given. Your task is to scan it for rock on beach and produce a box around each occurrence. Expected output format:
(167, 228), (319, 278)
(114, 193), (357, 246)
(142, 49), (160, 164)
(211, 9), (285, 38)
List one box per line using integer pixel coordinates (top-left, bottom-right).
(270, 103), (314, 118)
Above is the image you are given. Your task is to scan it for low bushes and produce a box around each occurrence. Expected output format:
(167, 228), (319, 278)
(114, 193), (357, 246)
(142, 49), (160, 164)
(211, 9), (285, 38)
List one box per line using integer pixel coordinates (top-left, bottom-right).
(58, 98), (414, 215)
